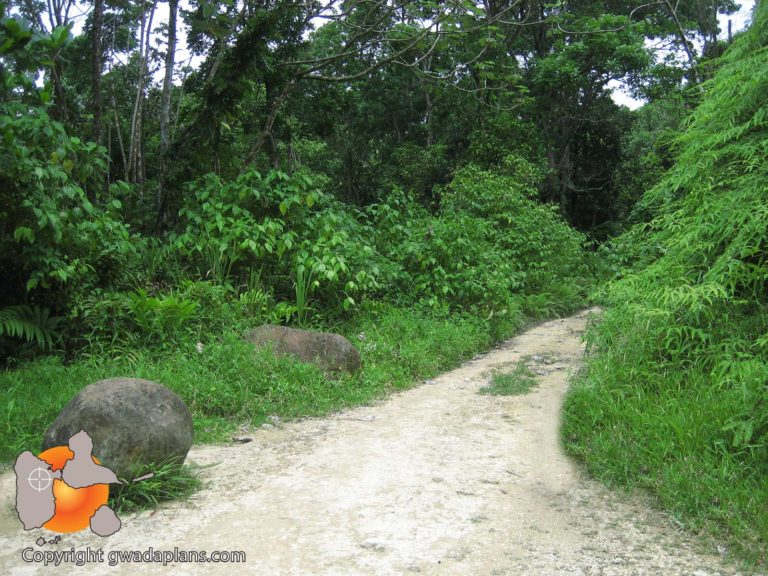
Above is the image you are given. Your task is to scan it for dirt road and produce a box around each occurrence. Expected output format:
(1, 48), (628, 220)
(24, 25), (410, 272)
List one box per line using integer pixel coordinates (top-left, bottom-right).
(0, 309), (750, 575)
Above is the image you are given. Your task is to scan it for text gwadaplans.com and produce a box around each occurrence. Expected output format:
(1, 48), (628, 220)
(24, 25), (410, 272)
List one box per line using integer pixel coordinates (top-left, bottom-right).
(22, 546), (247, 567)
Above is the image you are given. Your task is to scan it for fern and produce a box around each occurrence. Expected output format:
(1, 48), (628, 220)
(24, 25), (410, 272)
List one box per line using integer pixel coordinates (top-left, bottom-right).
(126, 290), (199, 340)
(0, 305), (61, 349)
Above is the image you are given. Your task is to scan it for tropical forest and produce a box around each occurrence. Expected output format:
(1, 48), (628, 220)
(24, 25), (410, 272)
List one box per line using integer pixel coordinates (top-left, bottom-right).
(0, 0), (766, 569)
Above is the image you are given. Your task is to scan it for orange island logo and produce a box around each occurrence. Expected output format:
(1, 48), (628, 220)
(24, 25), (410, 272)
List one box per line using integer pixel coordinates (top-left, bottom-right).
(14, 430), (123, 536)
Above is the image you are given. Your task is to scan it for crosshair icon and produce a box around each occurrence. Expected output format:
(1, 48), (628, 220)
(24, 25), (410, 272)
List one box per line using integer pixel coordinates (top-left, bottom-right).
(28, 467), (53, 492)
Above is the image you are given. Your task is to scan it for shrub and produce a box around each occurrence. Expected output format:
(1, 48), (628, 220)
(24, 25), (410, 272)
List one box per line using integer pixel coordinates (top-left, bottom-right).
(174, 168), (381, 317)
(442, 165), (590, 294)
(367, 167), (591, 316)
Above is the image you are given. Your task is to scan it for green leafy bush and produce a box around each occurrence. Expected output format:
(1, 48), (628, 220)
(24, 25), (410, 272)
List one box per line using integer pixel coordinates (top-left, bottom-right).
(0, 16), (137, 359)
(368, 167), (590, 316)
(126, 290), (199, 343)
(368, 188), (501, 308)
(442, 165), (590, 295)
(175, 168), (381, 316)
(0, 105), (136, 297)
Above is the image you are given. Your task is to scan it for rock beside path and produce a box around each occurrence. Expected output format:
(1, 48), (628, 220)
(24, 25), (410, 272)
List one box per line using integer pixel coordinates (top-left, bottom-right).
(245, 324), (361, 374)
(42, 377), (193, 480)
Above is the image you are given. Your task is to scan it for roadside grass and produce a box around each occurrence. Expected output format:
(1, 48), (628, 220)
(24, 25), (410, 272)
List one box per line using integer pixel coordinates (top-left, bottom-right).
(562, 320), (768, 565)
(0, 303), (527, 464)
(110, 459), (202, 514)
(480, 360), (538, 396)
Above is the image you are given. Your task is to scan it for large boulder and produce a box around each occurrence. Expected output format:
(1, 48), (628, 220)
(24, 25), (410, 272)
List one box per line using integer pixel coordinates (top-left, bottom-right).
(42, 378), (193, 480)
(245, 325), (361, 374)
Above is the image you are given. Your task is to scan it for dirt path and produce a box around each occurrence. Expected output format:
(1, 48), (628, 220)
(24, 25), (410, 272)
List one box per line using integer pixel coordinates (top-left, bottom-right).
(0, 309), (751, 575)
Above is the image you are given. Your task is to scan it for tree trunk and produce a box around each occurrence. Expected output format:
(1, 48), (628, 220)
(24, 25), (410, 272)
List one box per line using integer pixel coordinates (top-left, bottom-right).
(112, 96), (129, 180)
(127, 7), (147, 184)
(159, 0), (177, 156)
(49, 61), (69, 123)
(128, 0), (157, 185)
(156, 0), (178, 231)
(422, 52), (434, 148)
(91, 0), (104, 146)
(559, 141), (571, 217)
(88, 0), (105, 202)
(243, 79), (295, 169)
(41, 0), (75, 122)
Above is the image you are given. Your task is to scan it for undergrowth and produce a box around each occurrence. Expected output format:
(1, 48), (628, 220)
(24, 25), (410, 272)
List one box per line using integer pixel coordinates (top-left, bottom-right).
(0, 302), (543, 464)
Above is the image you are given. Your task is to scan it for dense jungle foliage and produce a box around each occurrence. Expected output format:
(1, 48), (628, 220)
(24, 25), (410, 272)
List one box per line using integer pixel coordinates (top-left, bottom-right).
(1, 0), (765, 564)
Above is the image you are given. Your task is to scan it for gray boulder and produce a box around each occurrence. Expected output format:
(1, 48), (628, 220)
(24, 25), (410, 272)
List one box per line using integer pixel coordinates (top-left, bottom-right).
(42, 378), (193, 480)
(245, 325), (361, 374)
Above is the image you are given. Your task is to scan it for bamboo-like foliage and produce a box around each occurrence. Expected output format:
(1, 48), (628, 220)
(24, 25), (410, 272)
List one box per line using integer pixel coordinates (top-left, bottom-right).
(564, 4), (768, 560)
(613, 0), (768, 358)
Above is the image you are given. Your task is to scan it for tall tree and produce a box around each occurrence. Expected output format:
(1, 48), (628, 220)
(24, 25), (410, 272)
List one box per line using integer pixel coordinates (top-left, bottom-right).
(90, 0), (104, 147)
(127, 0), (157, 184)
(156, 0), (178, 229)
